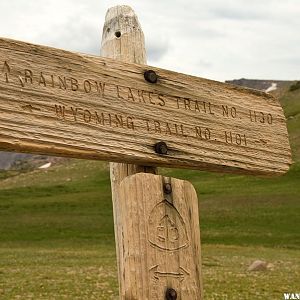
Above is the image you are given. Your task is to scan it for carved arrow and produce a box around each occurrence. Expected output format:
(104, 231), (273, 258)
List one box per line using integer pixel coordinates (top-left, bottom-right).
(150, 265), (190, 282)
(21, 104), (41, 113)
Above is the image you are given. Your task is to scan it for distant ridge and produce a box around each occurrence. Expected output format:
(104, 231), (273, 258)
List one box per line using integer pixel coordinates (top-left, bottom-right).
(226, 78), (293, 91)
(0, 152), (66, 171)
(0, 152), (32, 170)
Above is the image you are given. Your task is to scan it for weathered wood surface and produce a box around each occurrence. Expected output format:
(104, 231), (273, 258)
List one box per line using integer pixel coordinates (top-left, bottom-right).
(0, 33), (291, 175)
(100, 5), (157, 296)
(119, 173), (202, 299)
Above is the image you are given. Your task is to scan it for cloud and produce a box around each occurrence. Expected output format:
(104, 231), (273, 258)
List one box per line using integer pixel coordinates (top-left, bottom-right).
(0, 0), (299, 82)
(211, 7), (265, 20)
(146, 34), (170, 62)
(36, 16), (101, 55)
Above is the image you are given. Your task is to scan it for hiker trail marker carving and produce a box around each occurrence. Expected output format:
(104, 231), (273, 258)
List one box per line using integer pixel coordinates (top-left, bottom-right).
(0, 4), (291, 300)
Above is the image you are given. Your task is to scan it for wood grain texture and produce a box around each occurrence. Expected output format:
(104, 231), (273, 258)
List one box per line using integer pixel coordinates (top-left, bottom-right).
(0, 26), (291, 175)
(100, 6), (157, 298)
(119, 173), (202, 299)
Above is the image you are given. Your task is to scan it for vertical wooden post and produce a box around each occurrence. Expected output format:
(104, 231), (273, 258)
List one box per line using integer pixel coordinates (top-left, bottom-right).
(100, 5), (202, 299)
(100, 4), (157, 294)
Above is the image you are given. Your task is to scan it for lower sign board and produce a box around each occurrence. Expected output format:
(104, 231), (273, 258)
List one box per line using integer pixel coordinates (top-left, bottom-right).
(0, 37), (291, 175)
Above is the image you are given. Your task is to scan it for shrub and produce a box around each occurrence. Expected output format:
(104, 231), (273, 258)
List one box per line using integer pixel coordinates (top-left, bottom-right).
(289, 81), (300, 91)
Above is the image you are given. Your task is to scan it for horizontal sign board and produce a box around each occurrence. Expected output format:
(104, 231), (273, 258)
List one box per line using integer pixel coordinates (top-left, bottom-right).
(0, 37), (291, 175)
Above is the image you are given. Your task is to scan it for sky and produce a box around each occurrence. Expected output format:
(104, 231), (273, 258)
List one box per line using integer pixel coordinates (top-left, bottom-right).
(0, 0), (299, 82)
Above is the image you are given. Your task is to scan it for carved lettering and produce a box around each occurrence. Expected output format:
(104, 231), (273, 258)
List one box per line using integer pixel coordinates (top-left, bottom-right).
(267, 113), (273, 124)
(0, 58), (276, 151)
(176, 98), (180, 109)
(174, 124), (179, 135)
(71, 107), (79, 121)
(95, 81), (105, 97)
(39, 72), (47, 87)
(195, 127), (211, 140)
(249, 110), (273, 125)
(146, 120), (187, 137)
(165, 122), (172, 135)
(149, 93), (156, 105)
(177, 97), (215, 115)
(70, 77), (79, 91)
(117, 85), (126, 100)
(116, 85), (166, 107)
(137, 90), (147, 104)
(84, 80), (92, 93)
(58, 76), (67, 90)
(126, 116), (135, 130)
(208, 102), (214, 115)
(203, 101), (207, 113)
(154, 121), (161, 133)
(222, 105), (237, 118)
(18, 69), (33, 87)
(53, 104), (136, 131)
(127, 88), (135, 101)
(146, 120), (151, 132)
(95, 112), (105, 125)
(51, 75), (55, 88)
(115, 115), (123, 127)
(184, 98), (191, 110)
(194, 100), (200, 112)
(2, 61), (11, 83)
(84, 109), (92, 123)
(158, 95), (165, 106)
(179, 124), (186, 136)
(108, 113), (112, 127)
(55, 105), (66, 119)
(24, 69), (33, 84)
(18, 76), (25, 87)
(225, 131), (247, 146)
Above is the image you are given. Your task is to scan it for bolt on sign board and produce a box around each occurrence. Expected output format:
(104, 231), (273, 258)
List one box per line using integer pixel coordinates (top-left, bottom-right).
(0, 37), (291, 176)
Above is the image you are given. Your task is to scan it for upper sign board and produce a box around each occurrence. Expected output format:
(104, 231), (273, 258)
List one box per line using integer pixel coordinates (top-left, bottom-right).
(0, 37), (291, 175)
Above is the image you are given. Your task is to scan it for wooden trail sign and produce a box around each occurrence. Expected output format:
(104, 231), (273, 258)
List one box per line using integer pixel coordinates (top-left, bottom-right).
(118, 173), (202, 299)
(0, 37), (291, 175)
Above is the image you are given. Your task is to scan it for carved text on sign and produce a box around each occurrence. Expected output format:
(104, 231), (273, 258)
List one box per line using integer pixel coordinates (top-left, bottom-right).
(1, 61), (275, 129)
(0, 60), (282, 150)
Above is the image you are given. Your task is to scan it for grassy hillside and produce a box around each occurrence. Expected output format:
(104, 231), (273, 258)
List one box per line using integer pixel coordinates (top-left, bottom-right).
(0, 85), (299, 299)
(280, 85), (300, 161)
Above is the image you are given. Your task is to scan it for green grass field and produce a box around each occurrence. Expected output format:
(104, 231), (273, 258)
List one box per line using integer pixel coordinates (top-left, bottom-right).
(0, 86), (299, 299)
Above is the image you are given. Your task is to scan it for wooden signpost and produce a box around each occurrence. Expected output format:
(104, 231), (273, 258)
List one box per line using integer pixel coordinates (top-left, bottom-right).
(0, 31), (291, 176)
(0, 4), (291, 300)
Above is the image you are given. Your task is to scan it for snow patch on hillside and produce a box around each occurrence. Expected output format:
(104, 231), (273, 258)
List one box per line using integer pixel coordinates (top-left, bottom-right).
(265, 83), (277, 93)
(39, 162), (52, 169)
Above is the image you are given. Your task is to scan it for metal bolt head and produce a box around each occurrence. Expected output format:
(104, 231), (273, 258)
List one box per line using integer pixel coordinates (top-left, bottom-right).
(154, 142), (168, 155)
(164, 183), (172, 194)
(166, 288), (177, 300)
(144, 70), (158, 83)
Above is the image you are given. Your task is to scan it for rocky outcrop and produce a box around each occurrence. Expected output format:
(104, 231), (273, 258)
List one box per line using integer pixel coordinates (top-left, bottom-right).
(0, 152), (66, 170)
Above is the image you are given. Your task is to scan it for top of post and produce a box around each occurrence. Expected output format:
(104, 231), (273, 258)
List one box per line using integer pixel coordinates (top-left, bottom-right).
(101, 5), (146, 64)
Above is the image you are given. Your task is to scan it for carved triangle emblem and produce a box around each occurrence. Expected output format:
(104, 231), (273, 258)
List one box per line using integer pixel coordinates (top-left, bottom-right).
(148, 200), (189, 251)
